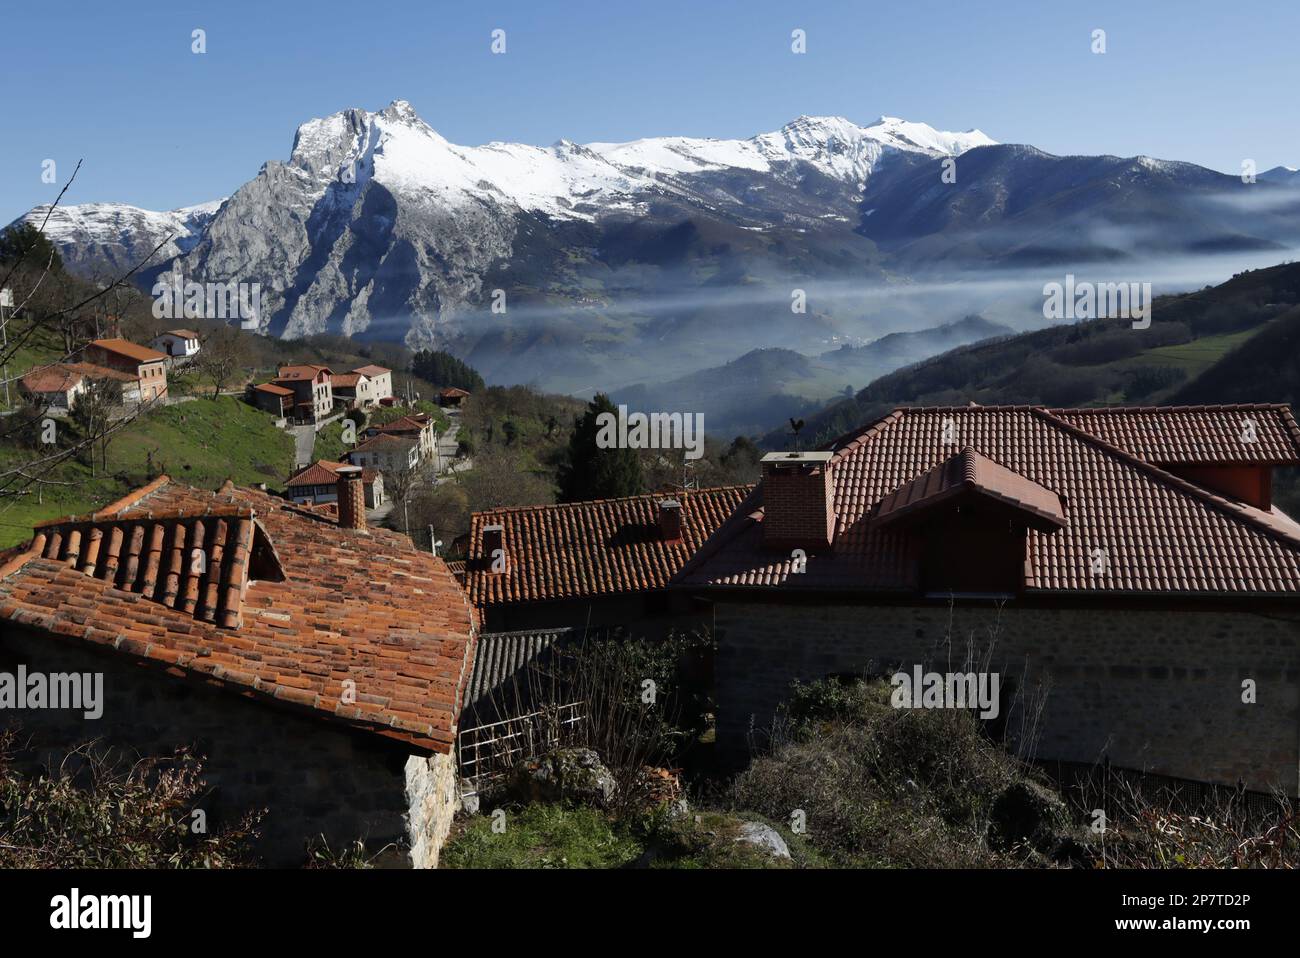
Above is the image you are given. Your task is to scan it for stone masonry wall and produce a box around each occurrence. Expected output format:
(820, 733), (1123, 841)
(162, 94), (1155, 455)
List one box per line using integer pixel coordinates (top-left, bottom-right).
(404, 751), (459, 868)
(0, 625), (457, 867)
(713, 600), (1300, 795)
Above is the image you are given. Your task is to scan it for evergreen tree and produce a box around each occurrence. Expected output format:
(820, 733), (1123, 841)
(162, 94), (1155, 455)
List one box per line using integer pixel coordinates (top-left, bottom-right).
(557, 393), (643, 502)
(410, 349), (485, 392)
(0, 222), (63, 272)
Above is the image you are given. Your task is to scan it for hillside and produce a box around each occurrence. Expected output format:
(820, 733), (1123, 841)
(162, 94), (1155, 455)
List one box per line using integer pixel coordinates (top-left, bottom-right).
(0, 396), (294, 548)
(774, 261), (1300, 447)
(613, 316), (1012, 438)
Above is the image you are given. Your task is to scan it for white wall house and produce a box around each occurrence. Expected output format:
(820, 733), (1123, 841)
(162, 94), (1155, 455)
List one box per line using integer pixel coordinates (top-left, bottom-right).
(353, 364), (393, 402)
(151, 329), (202, 360)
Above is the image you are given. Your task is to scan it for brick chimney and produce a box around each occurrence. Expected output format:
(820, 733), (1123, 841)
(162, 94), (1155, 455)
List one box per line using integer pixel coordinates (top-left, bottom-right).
(482, 524), (508, 573)
(657, 499), (683, 542)
(335, 465), (367, 532)
(760, 451), (836, 551)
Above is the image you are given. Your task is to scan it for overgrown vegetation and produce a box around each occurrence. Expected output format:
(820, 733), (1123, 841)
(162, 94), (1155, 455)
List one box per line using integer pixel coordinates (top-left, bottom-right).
(0, 729), (262, 868)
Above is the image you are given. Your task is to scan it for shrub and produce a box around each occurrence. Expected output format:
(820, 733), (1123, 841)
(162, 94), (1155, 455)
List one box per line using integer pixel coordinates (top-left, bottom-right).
(0, 729), (262, 868)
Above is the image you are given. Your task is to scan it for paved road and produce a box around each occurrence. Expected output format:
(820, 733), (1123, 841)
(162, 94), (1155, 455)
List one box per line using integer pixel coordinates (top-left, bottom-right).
(289, 424), (315, 470)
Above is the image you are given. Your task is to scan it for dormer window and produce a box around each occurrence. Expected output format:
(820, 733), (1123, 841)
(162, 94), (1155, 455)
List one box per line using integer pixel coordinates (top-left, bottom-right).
(875, 447), (1066, 597)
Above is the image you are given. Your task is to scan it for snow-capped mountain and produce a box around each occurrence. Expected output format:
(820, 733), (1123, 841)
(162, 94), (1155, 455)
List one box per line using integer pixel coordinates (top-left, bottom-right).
(20, 199), (223, 279)
(26, 100), (991, 345)
(12, 99), (1300, 392)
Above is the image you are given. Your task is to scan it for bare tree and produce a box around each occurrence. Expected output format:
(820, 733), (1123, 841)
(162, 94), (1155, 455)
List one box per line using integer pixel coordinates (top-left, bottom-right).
(0, 161), (175, 511)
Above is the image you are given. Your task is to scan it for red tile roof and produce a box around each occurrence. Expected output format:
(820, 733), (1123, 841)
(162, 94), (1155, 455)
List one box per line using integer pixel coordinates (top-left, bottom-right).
(0, 477), (477, 753)
(1048, 405), (1300, 466)
(373, 415), (431, 435)
(165, 329), (201, 339)
(353, 364), (390, 377)
(352, 433), (417, 454)
(287, 460), (380, 487)
(89, 338), (167, 364)
(439, 387), (470, 399)
(253, 382), (294, 396)
(876, 445), (1066, 532)
(464, 486), (752, 607)
(20, 365), (83, 394)
(277, 364), (331, 380)
(63, 361), (137, 384)
(677, 405), (1300, 597)
(330, 373), (363, 388)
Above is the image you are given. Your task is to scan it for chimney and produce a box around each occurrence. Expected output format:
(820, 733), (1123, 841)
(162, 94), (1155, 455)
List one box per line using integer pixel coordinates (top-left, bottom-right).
(335, 465), (367, 532)
(657, 499), (683, 542)
(482, 523), (508, 573)
(760, 451), (836, 551)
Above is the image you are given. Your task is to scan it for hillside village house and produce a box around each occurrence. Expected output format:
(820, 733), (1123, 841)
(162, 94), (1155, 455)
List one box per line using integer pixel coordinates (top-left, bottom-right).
(331, 366), (393, 411)
(365, 413), (437, 464)
(353, 364), (394, 404)
(150, 328), (202, 361)
(249, 381), (294, 417)
(673, 404), (1300, 796)
(21, 357), (148, 410)
(272, 364), (333, 423)
(287, 459), (386, 509)
(461, 487), (750, 633)
(0, 471), (477, 867)
(438, 386), (470, 408)
(347, 433), (419, 474)
(81, 338), (169, 403)
(19, 365), (86, 411)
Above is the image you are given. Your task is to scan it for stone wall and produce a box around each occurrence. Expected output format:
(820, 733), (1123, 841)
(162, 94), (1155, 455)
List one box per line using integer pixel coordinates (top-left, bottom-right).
(0, 625), (458, 867)
(712, 599), (1300, 795)
(404, 751), (460, 868)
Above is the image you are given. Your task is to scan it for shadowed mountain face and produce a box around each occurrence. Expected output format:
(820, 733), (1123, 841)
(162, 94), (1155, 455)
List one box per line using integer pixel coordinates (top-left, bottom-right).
(15, 102), (1300, 410)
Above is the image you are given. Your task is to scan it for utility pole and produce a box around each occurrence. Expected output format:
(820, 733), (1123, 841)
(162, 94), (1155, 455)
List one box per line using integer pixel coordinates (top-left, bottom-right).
(0, 288), (11, 408)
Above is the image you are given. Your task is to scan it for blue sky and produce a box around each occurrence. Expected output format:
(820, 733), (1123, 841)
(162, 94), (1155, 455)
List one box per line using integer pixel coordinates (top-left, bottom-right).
(3, 0), (1298, 223)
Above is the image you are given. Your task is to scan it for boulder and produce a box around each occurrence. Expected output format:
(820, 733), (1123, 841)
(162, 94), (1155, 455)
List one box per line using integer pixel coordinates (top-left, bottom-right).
(734, 821), (791, 859)
(513, 747), (615, 808)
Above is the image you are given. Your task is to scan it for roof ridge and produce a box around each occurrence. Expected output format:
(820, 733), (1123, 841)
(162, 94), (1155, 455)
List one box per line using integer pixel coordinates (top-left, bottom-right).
(469, 483), (755, 520)
(28, 475), (173, 529)
(1031, 408), (1300, 551)
(824, 409), (905, 463)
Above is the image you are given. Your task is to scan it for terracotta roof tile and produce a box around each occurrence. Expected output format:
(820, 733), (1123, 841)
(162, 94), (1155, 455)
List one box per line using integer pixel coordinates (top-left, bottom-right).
(877, 446), (1066, 532)
(464, 486), (751, 607)
(89, 338), (167, 363)
(676, 405), (1300, 597)
(287, 460), (380, 486)
(0, 477), (477, 753)
(20, 365), (83, 394)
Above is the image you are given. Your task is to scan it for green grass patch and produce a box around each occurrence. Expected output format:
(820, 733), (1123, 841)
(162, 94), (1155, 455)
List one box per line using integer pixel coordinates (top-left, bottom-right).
(0, 396), (294, 547)
(442, 804), (646, 869)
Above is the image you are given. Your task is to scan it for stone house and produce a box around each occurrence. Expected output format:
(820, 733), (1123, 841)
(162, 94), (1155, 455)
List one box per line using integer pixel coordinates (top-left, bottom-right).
(460, 486), (750, 634)
(0, 470), (479, 867)
(674, 404), (1300, 795)
(82, 338), (168, 404)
